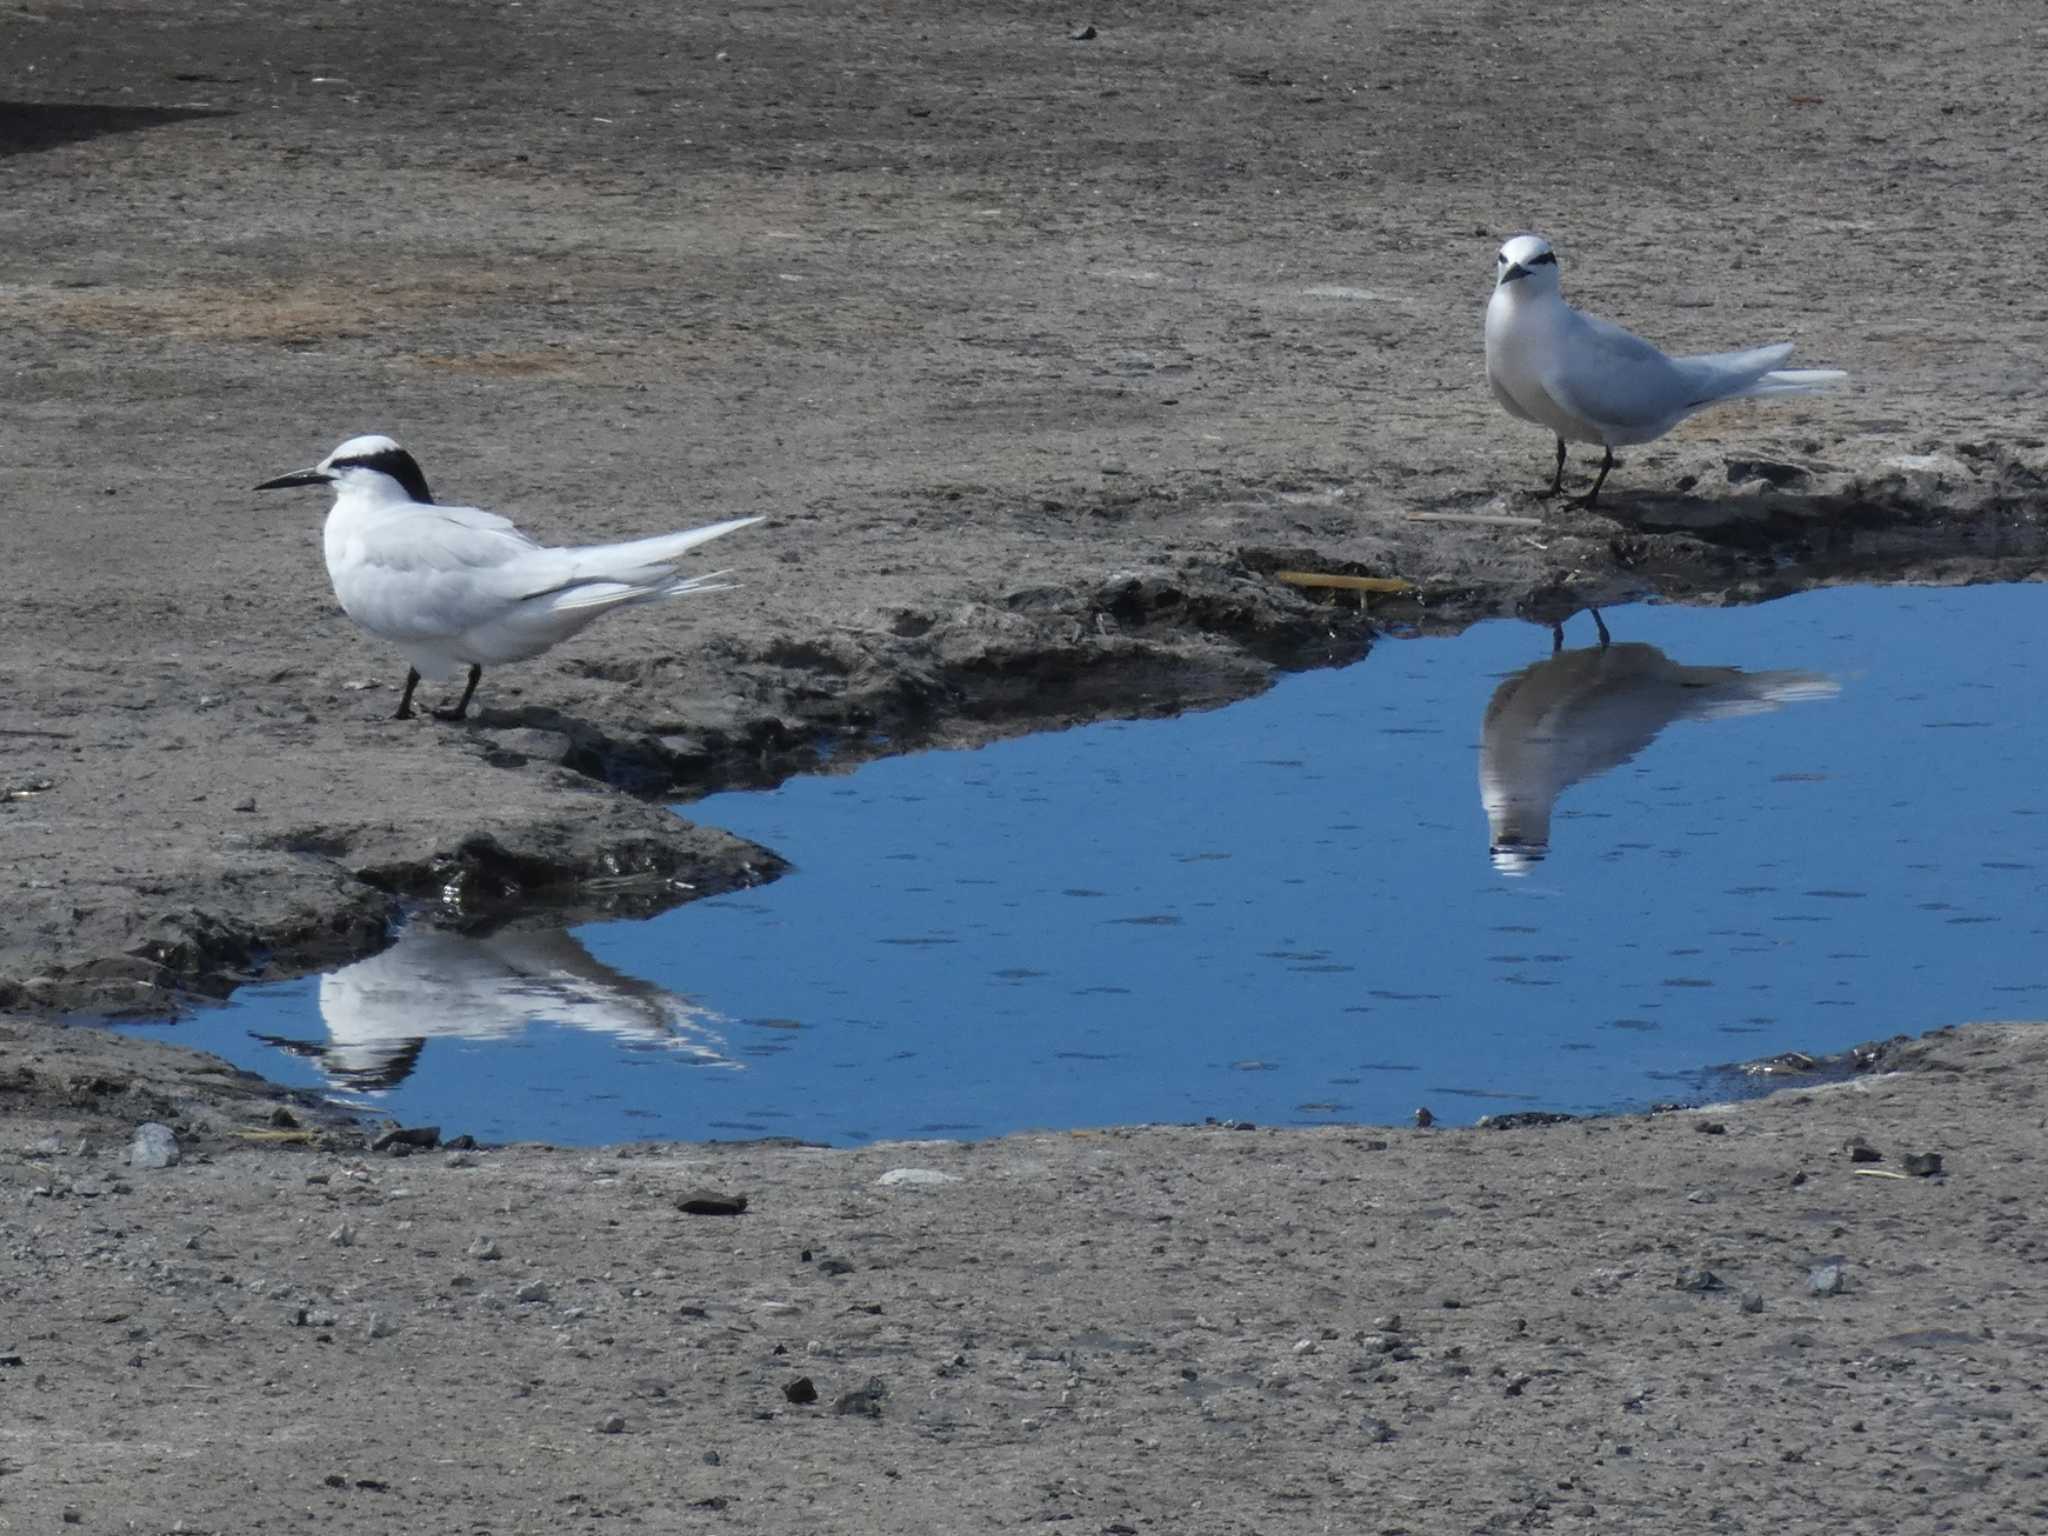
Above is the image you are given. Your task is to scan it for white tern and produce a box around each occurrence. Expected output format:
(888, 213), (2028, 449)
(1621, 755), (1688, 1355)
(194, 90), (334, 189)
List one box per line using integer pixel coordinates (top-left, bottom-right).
(257, 434), (762, 720)
(1484, 234), (1846, 506)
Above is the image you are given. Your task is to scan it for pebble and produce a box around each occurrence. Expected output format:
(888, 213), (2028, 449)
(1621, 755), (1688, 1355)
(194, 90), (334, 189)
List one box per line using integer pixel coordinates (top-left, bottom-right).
(817, 1257), (855, 1277)
(445, 1151), (478, 1169)
(1808, 1263), (1846, 1297)
(363, 1312), (397, 1340)
(129, 1123), (180, 1170)
(876, 1168), (960, 1187)
(1903, 1151), (1945, 1177)
(1291, 1338), (1318, 1355)
(1069, 24), (1096, 41)
(783, 1376), (818, 1404)
(329, 1223), (355, 1248)
(1674, 1268), (1725, 1293)
(1742, 1292), (1766, 1314)
(1361, 1416), (1397, 1443)
(1844, 1137), (1883, 1163)
(467, 1236), (502, 1261)
(834, 1376), (888, 1418)
(515, 1280), (550, 1303)
(597, 1413), (625, 1435)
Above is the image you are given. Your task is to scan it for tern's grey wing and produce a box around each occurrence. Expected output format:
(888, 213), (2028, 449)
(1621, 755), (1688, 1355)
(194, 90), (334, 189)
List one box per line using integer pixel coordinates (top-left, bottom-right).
(340, 506), (573, 642)
(1539, 307), (1692, 436)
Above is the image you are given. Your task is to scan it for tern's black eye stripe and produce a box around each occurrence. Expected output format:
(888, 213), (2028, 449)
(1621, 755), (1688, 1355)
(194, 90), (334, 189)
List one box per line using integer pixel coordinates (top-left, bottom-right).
(1528, 251), (1557, 267)
(328, 446), (434, 504)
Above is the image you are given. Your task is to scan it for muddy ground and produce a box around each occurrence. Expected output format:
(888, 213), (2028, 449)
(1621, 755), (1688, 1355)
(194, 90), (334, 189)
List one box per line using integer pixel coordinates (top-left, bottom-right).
(6, 1), (2048, 1528)
(3, 1016), (2045, 1533)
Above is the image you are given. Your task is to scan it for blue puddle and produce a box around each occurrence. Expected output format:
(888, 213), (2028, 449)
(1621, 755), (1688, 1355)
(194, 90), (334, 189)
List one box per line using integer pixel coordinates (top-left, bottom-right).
(114, 583), (2048, 1144)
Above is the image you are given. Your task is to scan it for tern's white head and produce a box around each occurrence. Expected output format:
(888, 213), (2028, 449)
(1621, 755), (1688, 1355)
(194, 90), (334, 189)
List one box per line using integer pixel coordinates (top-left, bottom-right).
(255, 433), (434, 505)
(1493, 233), (1561, 296)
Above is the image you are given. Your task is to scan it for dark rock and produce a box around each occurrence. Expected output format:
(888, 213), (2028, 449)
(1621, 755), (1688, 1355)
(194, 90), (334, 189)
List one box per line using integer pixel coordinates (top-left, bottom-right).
(1361, 1416), (1397, 1442)
(1070, 25), (1097, 42)
(677, 1188), (748, 1216)
(834, 1376), (888, 1417)
(269, 1106), (299, 1128)
(444, 1134), (478, 1151)
(1675, 1268), (1725, 1293)
(370, 1125), (440, 1152)
(1504, 1372), (1533, 1397)
(817, 1257), (855, 1277)
(1845, 1137), (1883, 1163)
(1413, 1106), (1435, 1128)
(597, 1414), (625, 1435)
(1476, 1110), (1576, 1130)
(1741, 1292), (1765, 1314)
(1903, 1151), (1944, 1177)
(783, 1376), (818, 1405)
(1694, 1120), (1727, 1136)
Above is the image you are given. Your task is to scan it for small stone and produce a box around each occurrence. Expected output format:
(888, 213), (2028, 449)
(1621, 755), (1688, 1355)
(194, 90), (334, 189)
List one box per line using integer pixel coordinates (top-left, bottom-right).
(1843, 1137), (1883, 1163)
(363, 1312), (397, 1340)
(1069, 25), (1096, 41)
(1371, 1314), (1402, 1333)
(1361, 1416), (1396, 1443)
(444, 1134), (478, 1151)
(1413, 1107), (1435, 1129)
(702, 1450), (722, 1466)
(63, 1508), (83, 1524)
(515, 1280), (550, 1304)
(676, 1188), (748, 1216)
(876, 1168), (960, 1187)
(444, 1151), (477, 1168)
(783, 1376), (818, 1404)
(1291, 1338), (1318, 1355)
(1694, 1120), (1727, 1136)
(1741, 1292), (1765, 1314)
(129, 1123), (179, 1170)
(1902, 1151), (1944, 1177)
(1808, 1263), (1846, 1297)
(817, 1257), (855, 1277)
(269, 1107), (299, 1129)
(834, 1376), (888, 1418)
(329, 1223), (355, 1248)
(597, 1413), (625, 1435)
(1674, 1268), (1725, 1293)
(467, 1236), (501, 1261)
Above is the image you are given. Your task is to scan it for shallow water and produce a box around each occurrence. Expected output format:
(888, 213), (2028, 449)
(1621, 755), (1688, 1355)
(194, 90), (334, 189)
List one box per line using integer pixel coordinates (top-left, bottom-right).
(116, 584), (2048, 1144)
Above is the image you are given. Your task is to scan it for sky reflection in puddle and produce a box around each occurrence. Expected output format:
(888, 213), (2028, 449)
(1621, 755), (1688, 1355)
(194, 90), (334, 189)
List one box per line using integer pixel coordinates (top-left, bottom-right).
(126, 584), (2048, 1144)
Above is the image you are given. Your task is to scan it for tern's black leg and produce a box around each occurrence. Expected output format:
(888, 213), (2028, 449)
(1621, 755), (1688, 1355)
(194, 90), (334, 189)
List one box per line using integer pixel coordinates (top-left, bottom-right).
(1591, 607), (1611, 648)
(1568, 446), (1617, 509)
(1536, 437), (1568, 499)
(1551, 622), (1565, 655)
(432, 664), (483, 723)
(394, 667), (422, 721)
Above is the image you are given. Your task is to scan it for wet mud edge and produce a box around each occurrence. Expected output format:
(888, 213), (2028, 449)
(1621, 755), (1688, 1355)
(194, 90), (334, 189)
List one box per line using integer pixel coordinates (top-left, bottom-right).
(12, 449), (2048, 1018)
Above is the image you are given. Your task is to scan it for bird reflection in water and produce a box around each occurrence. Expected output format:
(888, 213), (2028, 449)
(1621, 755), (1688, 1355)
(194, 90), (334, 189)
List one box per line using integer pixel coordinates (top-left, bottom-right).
(250, 921), (735, 1091)
(1480, 610), (1839, 875)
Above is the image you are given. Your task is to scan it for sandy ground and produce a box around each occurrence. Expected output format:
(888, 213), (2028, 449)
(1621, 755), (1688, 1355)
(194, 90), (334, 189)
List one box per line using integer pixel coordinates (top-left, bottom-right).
(3, 1017), (2045, 1533)
(7, 2), (2048, 1527)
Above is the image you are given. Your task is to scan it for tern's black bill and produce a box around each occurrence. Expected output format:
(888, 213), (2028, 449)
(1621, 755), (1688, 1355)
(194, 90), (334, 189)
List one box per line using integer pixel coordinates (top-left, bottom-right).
(1499, 264), (1529, 285)
(254, 470), (329, 491)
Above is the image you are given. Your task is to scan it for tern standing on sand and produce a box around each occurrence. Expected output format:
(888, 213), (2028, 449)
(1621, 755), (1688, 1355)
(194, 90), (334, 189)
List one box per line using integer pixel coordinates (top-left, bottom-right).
(257, 435), (761, 721)
(1484, 234), (1846, 506)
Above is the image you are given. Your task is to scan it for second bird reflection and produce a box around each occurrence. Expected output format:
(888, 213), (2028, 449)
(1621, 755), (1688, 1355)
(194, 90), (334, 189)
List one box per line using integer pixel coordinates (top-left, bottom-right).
(251, 921), (737, 1091)
(1480, 611), (1839, 875)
